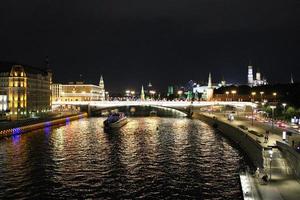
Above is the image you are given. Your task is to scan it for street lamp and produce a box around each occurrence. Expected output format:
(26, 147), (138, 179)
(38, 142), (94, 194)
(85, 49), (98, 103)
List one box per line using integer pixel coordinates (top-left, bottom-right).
(225, 91), (229, 101)
(282, 103), (287, 112)
(231, 90), (237, 101)
(273, 92), (277, 102)
(260, 91), (264, 101)
(251, 92), (256, 101)
(270, 105), (276, 129)
(149, 90), (156, 100)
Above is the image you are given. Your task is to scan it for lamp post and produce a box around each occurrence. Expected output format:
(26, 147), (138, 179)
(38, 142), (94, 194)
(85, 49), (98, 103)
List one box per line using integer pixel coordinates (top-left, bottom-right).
(225, 91), (229, 101)
(270, 105), (276, 129)
(231, 90), (237, 101)
(149, 90), (156, 100)
(260, 91), (264, 101)
(282, 103), (287, 112)
(273, 92), (277, 102)
(269, 149), (273, 181)
(251, 92), (256, 125)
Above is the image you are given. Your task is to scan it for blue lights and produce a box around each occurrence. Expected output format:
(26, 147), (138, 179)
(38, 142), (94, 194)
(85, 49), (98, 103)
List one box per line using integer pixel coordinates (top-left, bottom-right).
(66, 117), (71, 125)
(12, 128), (22, 136)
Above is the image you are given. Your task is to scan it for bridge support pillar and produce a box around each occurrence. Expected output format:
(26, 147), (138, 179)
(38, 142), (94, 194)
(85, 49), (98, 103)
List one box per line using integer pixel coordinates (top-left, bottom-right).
(87, 104), (91, 117)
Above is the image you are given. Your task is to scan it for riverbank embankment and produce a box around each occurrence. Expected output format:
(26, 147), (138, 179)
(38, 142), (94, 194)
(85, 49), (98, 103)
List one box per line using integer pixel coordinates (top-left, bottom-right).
(0, 113), (87, 139)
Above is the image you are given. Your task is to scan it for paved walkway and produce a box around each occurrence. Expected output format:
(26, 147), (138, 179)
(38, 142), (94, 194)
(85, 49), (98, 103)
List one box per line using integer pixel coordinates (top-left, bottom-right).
(200, 112), (300, 200)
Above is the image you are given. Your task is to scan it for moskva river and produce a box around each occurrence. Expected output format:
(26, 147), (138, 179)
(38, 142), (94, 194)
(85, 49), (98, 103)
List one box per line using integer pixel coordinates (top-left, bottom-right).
(0, 117), (247, 199)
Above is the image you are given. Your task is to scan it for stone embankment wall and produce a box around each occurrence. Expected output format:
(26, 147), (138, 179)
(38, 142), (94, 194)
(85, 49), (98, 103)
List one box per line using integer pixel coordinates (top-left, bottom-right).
(0, 113), (87, 139)
(277, 141), (300, 178)
(194, 113), (264, 168)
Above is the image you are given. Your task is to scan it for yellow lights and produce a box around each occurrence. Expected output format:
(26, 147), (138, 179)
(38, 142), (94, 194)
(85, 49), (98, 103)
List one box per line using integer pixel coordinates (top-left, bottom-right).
(14, 81), (18, 87)
(14, 72), (18, 77)
(272, 92), (277, 96)
(130, 91), (135, 95)
(225, 91), (229, 95)
(177, 90), (183, 95)
(20, 72), (24, 77)
(260, 91), (264, 95)
(251, 92), (256, 96)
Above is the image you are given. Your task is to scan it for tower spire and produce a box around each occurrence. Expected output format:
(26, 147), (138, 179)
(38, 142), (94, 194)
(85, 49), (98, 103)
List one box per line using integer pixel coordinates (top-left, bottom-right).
(291, 73), (294, 84)
(141, 85), (145, 101)
(208, 72), (212, 88)
(99, 75), (105, 101)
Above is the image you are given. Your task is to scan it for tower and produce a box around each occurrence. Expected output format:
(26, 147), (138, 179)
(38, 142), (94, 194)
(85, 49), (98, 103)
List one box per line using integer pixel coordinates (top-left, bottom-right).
(256, 68), (261, 81)
(99, 75), (105, 101)
(221, 76), (226, 86)
(140, 85), (145, 101)
(248, 65), (254, 86)
(206, 73), (214, 101)
(208, 72), (212, 88)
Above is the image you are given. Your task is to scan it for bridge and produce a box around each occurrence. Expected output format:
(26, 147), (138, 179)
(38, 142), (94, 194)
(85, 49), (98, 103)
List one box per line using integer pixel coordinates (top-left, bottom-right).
(53, 100), (256, 116)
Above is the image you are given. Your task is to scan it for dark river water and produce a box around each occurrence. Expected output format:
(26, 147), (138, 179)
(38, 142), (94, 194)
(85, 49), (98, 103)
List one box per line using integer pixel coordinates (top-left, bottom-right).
(0, 117), (247, 199)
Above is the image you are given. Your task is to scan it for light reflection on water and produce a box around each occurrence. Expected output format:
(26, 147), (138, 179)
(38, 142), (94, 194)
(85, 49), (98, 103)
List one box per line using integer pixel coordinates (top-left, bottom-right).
(0, 117), (246, 199)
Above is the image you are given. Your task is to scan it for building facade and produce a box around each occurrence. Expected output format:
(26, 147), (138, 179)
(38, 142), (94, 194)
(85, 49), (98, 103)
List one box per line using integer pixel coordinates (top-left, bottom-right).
(52, 78), (105, 102)
(248, 65), (267, 87)
(0, 62), (52, 120)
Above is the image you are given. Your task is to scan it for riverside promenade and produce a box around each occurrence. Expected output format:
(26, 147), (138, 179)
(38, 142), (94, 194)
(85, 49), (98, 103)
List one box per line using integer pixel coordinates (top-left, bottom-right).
(194, 112), (300, 200)
(0, 112), (87, 139)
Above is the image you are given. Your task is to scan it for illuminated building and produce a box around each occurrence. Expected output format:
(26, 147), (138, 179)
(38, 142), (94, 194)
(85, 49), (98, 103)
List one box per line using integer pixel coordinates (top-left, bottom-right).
(248, 65), (267, 87)
(52, 78), (105, 102)
(193, 73), (215, 101)
(0, 62), (52, 120)
(248, 65), (254, 86)
(204, 73), (214, 101)
(0, 95), (8, 119)
(99, 75), (105, 101)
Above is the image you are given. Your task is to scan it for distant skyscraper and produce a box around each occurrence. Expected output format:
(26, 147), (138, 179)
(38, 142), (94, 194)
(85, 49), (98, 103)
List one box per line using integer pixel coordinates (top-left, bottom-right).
(140, 85), (145, 101)
(248, 65), (254, 86)
(99, 75), (105, 101)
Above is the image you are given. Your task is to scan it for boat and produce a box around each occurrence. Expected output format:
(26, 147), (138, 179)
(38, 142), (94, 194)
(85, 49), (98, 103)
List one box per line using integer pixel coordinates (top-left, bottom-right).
(149, 110), (157, 117)
(103, 112), (128, 130)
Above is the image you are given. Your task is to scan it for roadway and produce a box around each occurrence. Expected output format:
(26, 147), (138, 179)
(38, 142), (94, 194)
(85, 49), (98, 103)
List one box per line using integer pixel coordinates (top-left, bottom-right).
(200, 112), (300, 200)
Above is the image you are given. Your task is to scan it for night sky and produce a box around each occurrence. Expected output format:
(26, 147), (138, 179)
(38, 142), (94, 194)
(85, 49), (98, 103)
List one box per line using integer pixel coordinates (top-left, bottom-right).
(1, 0), (300, 92)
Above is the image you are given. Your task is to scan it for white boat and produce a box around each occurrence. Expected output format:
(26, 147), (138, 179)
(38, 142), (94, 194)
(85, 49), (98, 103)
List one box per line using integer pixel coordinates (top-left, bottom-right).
(103, 112), (128, 130)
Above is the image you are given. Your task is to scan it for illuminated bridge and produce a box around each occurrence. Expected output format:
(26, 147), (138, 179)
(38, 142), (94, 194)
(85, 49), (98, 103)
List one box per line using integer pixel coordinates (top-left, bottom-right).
(53, 100), (256, 116)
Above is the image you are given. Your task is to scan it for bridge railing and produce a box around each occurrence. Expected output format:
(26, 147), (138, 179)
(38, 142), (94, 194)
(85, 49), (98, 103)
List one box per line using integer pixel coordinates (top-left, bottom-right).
(52, 100), (256, 108)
